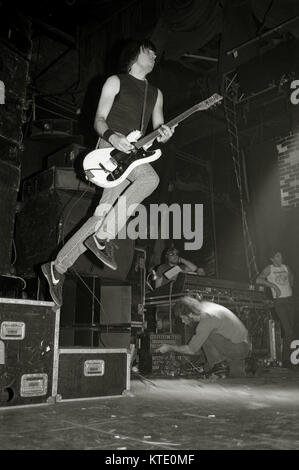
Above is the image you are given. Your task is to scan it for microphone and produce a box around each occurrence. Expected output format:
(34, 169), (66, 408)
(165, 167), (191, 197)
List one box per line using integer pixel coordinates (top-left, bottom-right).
(145, 269), (157, 291)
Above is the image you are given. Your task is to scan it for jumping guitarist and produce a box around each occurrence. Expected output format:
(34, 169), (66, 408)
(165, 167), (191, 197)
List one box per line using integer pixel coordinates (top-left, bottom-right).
(41, 39), (175, 307)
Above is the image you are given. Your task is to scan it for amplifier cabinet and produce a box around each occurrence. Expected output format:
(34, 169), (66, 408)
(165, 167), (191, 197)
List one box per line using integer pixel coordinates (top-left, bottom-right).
(47, 143), (87, 169)
(139, 333), (181, 375)
(126, 247), (146, 329)
(139, 333), (205, 376)
(22, 166), (95, 200)
(15, 193), (134, 280)
(54, 348), (130, 402)
(0, 298), (59, 408)
(59, 325), (131, 349)
(31, 119), (78, 138)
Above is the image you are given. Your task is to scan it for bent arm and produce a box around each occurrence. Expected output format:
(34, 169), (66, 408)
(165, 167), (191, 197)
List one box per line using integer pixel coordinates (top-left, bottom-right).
(94, 75), (134, 153)
(157, 319), (215, 355)
(152, 89), (164, 129)
(155, 265), (165, 288)
(256, 266), (275, 289)
(180, 257), (197, 273)
(94, 75), (120, 137)
(152, 89), (175, 143)
(157, 343), (195, 355)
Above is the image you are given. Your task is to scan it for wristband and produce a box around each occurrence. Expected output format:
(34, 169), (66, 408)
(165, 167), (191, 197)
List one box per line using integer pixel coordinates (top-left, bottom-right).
(103, 129), (115, 143)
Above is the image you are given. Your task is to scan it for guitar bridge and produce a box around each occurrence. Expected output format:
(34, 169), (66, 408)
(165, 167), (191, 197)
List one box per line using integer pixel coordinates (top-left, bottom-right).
(98, 163), (116, 179)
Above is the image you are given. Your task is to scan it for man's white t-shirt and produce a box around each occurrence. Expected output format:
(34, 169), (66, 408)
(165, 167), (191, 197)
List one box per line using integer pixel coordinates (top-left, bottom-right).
(267, 264), (292, 299)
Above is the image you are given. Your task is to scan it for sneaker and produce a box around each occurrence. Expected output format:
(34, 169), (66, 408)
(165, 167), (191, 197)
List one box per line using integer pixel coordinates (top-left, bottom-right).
(84, 235), (118, 270)
(203, 362), (229, 380)
(41, 262), (65, 307)
(206, 361), (229, 378)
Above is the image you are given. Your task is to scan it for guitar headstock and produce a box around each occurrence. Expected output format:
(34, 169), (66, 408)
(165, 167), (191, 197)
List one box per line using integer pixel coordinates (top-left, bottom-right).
(195, 93), (223, 111)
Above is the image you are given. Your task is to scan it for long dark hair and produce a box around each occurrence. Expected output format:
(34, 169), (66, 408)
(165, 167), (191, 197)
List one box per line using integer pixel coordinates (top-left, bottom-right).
(118, 38), (157, 73)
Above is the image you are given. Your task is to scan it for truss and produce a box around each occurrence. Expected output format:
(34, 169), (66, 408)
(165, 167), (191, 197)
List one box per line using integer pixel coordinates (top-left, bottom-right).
(223, 73), (259, 283)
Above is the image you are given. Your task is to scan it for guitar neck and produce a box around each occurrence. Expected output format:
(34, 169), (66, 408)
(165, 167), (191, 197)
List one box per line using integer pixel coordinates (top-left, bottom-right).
(135, 103), (202, 149)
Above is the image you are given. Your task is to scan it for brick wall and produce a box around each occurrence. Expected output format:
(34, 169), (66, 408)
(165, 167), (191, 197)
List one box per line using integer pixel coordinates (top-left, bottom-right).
(276, 132), (299, 208)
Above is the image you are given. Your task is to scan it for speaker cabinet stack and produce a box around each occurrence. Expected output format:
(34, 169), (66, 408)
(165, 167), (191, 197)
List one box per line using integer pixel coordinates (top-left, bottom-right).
(56, 277), (132, 401)
(0, 17), (31, 274)
(13, 143), (135, 401)
(59, 276), (132, 349)
(16, 175), (135, 280)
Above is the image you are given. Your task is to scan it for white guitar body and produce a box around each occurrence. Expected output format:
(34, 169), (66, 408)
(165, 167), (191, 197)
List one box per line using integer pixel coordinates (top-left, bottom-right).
(83, 130), (162, 188)
(83, 93), (223, 189)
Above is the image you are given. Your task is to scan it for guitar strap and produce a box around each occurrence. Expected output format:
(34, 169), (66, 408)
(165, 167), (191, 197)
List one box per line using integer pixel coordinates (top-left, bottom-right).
(140, 79), (148, 136)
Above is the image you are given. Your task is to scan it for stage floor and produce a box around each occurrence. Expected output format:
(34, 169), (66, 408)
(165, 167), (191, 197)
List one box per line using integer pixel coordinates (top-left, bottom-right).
(1, 367), (299, 450)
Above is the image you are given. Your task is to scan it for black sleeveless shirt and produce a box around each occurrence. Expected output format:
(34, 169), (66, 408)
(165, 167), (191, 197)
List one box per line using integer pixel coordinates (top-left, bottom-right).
(106, 74), (158, 136)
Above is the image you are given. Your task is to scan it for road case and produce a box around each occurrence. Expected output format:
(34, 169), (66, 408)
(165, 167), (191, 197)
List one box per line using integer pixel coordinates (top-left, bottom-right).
(54, 348), (130, 402)
(0, 298), (59, 408)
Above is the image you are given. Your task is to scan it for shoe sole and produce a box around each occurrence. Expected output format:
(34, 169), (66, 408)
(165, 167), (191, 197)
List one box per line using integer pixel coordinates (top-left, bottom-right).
(84, 238), (118, 270)
(41, 264), (62, 306)
(95, 251), (118, 270)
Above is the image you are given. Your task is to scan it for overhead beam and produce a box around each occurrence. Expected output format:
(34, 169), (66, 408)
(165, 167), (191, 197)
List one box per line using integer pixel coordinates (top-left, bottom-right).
(226, 14), (299, 57)
(33, 47), (73, 82)
(182, 54), (218, 63)
(31, 17), (76, 48)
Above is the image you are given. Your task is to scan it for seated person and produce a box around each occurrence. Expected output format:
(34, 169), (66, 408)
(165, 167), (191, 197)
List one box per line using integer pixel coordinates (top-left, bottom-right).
(155, 246), (204, 288)
(156, 295), (250, 377)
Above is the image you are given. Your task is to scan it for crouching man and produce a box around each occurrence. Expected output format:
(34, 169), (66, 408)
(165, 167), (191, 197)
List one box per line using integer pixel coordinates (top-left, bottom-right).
(156, 296), (250, 377)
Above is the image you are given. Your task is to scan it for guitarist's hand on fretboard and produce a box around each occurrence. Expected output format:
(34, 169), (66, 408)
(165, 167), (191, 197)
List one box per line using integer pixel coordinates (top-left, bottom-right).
(156, 124), (176, 143)
(109, 132), (134, 153)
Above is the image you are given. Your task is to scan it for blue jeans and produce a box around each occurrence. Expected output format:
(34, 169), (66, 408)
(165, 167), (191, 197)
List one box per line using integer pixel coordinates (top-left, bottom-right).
(54, 163), (159, 273)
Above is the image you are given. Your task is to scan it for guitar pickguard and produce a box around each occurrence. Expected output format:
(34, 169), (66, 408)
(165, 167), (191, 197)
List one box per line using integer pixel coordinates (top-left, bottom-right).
(108, 147), (156, 182)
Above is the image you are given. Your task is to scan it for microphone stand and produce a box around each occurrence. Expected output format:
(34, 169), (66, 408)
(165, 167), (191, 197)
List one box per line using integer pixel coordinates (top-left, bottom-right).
(168, 280), (175, 334)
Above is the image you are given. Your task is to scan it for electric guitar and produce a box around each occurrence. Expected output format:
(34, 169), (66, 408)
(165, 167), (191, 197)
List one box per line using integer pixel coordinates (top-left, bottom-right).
(83, 93), (223, 188)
